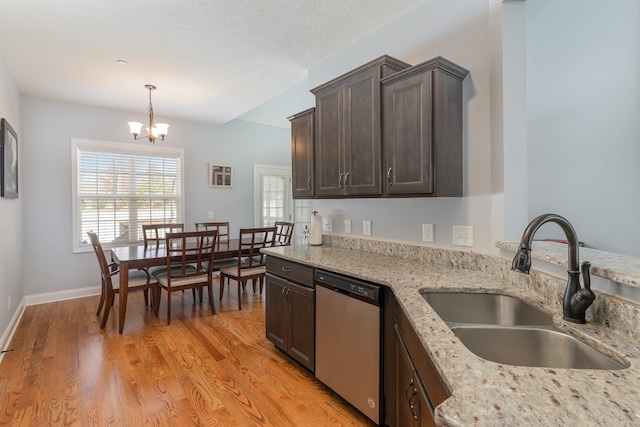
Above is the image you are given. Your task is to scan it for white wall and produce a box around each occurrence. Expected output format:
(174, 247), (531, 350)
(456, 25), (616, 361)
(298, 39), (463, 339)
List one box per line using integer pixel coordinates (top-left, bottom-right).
(0, 57), (23, 338)
(307, 0), (500, 253)
(526, 0), (640, 256)
(21, 97), (290, 295)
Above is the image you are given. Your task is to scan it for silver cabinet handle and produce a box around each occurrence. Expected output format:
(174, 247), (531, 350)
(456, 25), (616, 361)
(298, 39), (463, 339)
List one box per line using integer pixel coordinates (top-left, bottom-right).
(404, 378), (414, 401)
(281, 267), (292, 273)
(307, 176), (312, 189)
(339, 173), (344, 188)
(387, 167), (393, 185)
(344, 172), (349, 188)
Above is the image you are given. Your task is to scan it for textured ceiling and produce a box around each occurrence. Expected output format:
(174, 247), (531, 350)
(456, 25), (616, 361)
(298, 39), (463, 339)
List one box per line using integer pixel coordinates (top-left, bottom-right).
(0, 0), (427, 125)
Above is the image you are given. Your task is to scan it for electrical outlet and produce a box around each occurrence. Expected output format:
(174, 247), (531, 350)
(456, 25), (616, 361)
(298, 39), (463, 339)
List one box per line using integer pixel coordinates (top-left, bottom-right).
(208, 211), (214, 219)
(345, 219), (352, 234)
(363, 220), (372, 236)
(422, 224), (435, 243)
(7, 296), (11, 312)
(453, 225), (474, 247)
(323, 218), (333, 232)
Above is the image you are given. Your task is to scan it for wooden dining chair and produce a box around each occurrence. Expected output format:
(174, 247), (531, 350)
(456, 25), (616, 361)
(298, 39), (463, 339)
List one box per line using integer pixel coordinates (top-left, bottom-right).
(152, 230), (218, 325)
(195, 221), (238, 271)
(195, 222), (229, 240)
(141, 222), (185, 277)
(275, 221), (295, 245)
(142, 223), (184, 248)
(219, 227), (277, 310)
(87, 231), (153, 329)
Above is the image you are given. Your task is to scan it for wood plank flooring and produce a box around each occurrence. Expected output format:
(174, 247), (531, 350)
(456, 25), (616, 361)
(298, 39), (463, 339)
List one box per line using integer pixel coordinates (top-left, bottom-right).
(0, 281), (375, 426)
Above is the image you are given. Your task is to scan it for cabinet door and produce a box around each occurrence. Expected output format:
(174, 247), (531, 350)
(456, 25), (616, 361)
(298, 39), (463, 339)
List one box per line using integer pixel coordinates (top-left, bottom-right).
(286, 281), (315, 371)
(315, 84), (344, 197)
(383, 70), (434, 195)
(343, 68), (382, 196)
(396, 326), (418, 427)
(265, 274), (288, 351)
(416, 380), (436, 427)
(290, 110), (315, 199)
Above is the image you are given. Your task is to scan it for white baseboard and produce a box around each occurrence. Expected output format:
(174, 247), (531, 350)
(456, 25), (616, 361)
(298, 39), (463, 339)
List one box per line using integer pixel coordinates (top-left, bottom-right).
(0, 286), (101, 363)
(25, 286), (101, 306)
(0, 297), (26, 364)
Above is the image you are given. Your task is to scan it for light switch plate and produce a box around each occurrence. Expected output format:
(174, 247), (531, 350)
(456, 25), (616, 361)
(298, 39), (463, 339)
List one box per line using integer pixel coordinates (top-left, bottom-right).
(345, 219), (352, 234)
(323, 218), (333, 232)
(453, 225), (474, 247)
(422, 224), (435, 243)
(208, 211), (214, 219)
(363, 220), (372, 236)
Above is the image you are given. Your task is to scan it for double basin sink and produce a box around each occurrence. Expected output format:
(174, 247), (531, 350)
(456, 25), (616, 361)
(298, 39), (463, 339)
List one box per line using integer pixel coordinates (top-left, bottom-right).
(421, 291), (625, 370)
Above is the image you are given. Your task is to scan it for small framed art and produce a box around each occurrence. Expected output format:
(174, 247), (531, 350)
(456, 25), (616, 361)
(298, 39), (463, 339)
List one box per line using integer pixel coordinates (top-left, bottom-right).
(208, 163), (233, 189)
(1, 118), (18, 199)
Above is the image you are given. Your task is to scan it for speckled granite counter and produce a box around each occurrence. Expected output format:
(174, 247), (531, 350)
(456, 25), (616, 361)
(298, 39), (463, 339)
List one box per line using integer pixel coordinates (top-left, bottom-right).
(497, 240), (640, 288)
(263, 239), (640, 426)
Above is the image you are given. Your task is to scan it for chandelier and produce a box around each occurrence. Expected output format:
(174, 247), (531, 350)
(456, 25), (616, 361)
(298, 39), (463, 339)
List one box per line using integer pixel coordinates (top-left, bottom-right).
(127, 84), (169, 143)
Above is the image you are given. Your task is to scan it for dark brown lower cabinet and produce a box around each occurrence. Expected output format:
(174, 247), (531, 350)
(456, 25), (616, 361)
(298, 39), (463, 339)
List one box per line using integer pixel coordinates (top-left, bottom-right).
(265, 273), (315, 371)
(396, 326), (436, 426)
(388, 297), (450, 427)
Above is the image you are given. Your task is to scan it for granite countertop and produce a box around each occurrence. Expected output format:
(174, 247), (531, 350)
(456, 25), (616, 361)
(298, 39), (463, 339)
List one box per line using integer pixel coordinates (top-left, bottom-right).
(496, 240), (640, 288)
(263, 243), (640, 426)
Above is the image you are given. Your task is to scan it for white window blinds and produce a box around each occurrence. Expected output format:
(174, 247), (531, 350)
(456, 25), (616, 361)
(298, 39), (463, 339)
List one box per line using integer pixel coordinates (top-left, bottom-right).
(72, 139), (184, 252)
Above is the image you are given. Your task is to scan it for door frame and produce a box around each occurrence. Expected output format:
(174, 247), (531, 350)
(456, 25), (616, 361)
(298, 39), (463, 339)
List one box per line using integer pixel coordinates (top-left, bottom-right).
(253, 164), (293, 227)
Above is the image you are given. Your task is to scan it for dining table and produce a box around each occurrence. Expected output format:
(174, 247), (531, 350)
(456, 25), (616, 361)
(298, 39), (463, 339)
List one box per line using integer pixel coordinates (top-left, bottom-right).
(110, 238), (260, 333)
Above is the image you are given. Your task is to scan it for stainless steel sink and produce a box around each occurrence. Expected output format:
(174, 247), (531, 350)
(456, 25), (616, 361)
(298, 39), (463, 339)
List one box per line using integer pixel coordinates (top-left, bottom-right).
(451, 326), (625, 370)
(421, 291), (553, 326)
(420, 290), (626, 370)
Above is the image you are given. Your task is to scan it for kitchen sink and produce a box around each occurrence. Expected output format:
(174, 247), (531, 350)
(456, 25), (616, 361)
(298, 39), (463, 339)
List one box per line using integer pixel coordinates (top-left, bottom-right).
(421, 290), (626, 370)
(451, 326), (625, 370)
(420, 291), (553, 326)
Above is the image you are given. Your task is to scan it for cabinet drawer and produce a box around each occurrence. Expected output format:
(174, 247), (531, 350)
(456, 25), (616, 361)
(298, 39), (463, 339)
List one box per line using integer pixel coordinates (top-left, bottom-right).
(396, 302), (450, 408)
(266, 257), (314, 287)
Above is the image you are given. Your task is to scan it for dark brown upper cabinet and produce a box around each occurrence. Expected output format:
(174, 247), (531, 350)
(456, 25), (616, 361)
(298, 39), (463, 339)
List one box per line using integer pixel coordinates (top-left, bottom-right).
(382, 57), (468, 197)
(288, 108), (315, 199)
(311, 55), (411, 197)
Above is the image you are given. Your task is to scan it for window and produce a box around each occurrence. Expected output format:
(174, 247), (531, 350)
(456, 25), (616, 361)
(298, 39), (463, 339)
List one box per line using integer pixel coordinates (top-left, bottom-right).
(72, 139), (184, 252)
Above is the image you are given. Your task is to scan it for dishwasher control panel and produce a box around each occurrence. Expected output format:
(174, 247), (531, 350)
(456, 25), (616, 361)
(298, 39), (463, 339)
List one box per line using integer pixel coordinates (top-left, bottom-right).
(315, 270), (380, 302)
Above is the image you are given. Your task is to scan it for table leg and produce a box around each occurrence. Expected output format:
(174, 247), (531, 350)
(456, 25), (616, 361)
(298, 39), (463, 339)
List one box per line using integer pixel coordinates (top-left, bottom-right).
(119, 262), (129, 334)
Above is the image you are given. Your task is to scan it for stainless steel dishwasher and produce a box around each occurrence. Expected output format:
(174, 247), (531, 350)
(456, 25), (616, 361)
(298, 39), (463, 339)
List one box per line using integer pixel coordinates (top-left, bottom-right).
(315, 270), (381, 424)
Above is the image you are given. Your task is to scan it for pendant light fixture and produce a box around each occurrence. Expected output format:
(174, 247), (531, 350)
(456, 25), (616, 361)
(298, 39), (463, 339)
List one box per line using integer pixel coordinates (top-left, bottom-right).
(128, 84), (169, 143)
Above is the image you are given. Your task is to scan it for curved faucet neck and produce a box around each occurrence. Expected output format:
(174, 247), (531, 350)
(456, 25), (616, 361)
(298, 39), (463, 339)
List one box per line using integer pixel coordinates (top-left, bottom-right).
(518, 213), (580, 273)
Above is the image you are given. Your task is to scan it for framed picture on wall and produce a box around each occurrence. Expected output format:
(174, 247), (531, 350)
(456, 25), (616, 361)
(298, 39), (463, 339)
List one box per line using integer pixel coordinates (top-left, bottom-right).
(208, 163), (233, 189)
(1, 118), (18, 199)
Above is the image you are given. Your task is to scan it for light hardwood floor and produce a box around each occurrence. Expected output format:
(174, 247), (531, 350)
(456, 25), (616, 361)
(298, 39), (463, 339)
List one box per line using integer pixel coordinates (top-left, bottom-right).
(0, 280), (375, 426)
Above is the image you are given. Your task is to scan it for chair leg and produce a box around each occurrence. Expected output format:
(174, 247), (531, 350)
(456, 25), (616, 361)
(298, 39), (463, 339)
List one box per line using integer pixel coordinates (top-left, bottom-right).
(207, 284), (216, 315)
(237, 280), (242, 310)
(259, 277), (264, 295)
(142, 268), (151, 306)
(166, 289), (172, 326)
(152, 285), (161, 317)
(198, 286), (204, 304)
(252, 279), (256, 293)
(219, 275), (225, 300)
(100, 288), (114, 329)
(96, 279), (106, 316)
